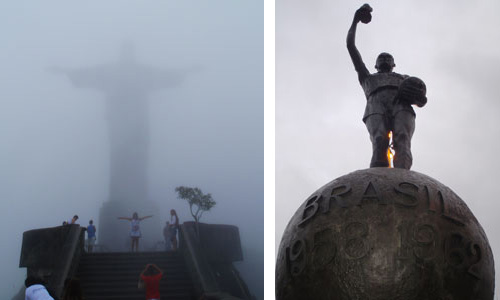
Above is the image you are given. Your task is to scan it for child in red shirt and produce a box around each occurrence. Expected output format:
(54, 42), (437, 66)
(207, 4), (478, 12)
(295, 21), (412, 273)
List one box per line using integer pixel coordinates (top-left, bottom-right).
(140, 263), (163, 300)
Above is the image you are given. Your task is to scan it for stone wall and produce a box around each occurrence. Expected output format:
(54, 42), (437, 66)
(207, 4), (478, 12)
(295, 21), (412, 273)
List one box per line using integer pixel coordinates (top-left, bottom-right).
(19, 224), (85, 297)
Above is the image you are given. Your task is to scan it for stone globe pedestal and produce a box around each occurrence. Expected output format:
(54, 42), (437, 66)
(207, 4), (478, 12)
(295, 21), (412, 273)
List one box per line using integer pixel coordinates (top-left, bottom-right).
(276, 168), (494, 300)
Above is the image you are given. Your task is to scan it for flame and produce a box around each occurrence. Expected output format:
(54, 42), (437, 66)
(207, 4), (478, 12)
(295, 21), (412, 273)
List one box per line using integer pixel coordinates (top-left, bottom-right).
(387, 131), (394, 168)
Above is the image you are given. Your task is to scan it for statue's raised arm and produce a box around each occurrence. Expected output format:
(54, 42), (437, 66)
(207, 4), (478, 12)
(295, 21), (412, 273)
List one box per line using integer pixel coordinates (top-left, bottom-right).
(346, 4), (372, 83)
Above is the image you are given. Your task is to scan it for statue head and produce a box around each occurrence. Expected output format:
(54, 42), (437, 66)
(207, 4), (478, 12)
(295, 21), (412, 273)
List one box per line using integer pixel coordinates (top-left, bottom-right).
(375, 52), (395, 73)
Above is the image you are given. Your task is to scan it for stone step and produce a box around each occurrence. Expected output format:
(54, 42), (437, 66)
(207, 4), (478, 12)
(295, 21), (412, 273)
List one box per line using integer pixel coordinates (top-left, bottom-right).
(82, 287), (191, 296)
(77, 264), (188, 272)
(83, 295), (191, 300)
(78, 273), (191, 283)
(80, 281), (192, 290)
(80, 251), (181, 261)
(76, 252), (194, 300)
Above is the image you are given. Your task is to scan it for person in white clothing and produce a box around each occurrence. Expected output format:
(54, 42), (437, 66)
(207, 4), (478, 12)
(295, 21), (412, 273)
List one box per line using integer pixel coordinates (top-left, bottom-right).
(169, 209), (179, 250)
(25, 276), (55, 300)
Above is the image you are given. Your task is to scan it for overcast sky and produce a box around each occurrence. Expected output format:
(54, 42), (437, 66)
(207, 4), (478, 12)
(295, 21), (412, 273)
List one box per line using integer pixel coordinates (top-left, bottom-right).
(0, 1), (263, 299)
(276, 0), (500, 297)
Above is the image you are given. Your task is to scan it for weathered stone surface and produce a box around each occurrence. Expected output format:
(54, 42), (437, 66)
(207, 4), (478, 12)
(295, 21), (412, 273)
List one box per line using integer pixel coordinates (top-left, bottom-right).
(185, 222), (243, 263)
(20, 225), (83, 269)
(179, 222), (250, 300)
(276, 168), (494, 300)
(20, 226), (72, 268)
(20, 224), (85, 296)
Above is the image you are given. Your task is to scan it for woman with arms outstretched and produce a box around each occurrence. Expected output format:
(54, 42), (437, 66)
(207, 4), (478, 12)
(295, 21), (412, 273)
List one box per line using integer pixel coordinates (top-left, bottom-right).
(118, 212), (153, 252)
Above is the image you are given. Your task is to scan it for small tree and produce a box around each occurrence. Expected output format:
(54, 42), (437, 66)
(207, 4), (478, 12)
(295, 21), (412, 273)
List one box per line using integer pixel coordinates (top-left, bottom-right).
(175, 186), (216, 223)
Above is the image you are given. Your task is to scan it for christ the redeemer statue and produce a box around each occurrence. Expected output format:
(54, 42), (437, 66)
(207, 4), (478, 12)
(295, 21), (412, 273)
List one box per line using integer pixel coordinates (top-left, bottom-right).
(53, 43), (194, 250)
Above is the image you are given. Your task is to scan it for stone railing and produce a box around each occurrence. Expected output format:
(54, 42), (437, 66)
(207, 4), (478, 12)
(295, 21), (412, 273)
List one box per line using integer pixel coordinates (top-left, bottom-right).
(179, 222), (254, 300)
(19, 224), (86, 297)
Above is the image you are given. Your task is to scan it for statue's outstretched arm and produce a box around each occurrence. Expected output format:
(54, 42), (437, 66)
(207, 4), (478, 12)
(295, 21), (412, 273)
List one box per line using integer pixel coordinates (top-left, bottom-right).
(346, 4), (371, 83)
(47, 65), (104, 89)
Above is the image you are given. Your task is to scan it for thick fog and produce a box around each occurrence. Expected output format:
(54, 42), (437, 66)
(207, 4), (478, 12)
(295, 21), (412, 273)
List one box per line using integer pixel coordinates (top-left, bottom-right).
(0, 1), (263, 299)
(277, 0), (500, 297)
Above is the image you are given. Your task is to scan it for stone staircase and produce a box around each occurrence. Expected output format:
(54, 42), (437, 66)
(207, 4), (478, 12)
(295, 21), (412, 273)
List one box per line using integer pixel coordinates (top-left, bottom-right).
(76, 251), (194, 300)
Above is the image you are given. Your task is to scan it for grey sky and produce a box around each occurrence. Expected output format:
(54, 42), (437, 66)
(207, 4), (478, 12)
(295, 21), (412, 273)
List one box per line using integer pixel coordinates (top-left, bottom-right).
(276, 0), (500, 297)
(0, 1), (263, 299)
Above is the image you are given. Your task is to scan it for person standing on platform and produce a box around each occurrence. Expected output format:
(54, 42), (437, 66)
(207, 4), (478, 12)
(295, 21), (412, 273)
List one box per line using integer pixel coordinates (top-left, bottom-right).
(170, 209), (179, 250)
(68, 215), (79, 225)
(118, 212), (153, 252)
(86, 220), (97, 253)
(163, 221), (172, 251)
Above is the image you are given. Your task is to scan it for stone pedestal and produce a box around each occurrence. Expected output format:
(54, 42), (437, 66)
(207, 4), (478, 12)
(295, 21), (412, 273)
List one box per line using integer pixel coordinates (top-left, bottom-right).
(98, 199), (163, 251)
(276, 168), (494, 300)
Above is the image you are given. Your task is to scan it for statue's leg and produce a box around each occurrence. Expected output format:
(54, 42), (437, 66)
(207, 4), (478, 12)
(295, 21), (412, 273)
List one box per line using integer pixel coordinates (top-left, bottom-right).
(364, 114), (389, 168)
(393, 111), (415, 170)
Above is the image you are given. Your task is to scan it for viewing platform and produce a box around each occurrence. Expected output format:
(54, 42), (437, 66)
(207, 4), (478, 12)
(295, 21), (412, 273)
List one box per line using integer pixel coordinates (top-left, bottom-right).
(18, 222), (254, 300)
